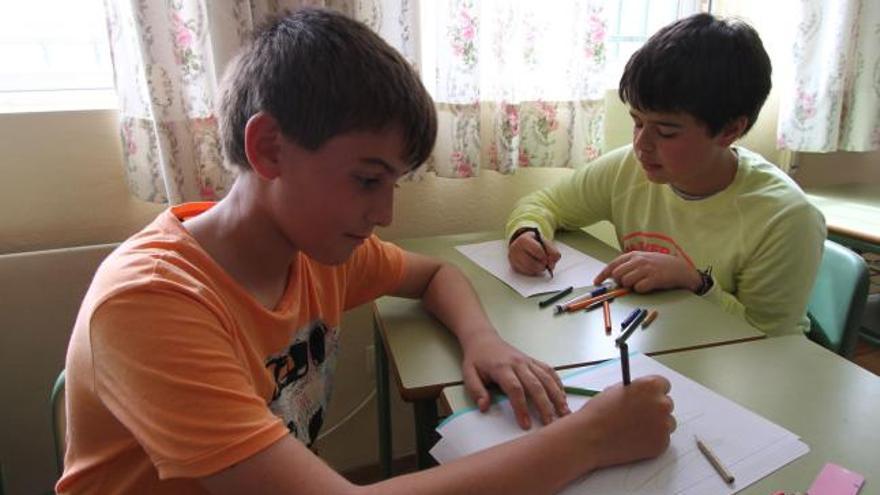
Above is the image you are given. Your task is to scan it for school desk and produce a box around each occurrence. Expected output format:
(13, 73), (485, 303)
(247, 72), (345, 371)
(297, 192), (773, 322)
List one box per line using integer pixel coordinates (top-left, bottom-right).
(372, 230), (765, 472)
(806, 183), (880, 252)
(442, 335), (880, 494)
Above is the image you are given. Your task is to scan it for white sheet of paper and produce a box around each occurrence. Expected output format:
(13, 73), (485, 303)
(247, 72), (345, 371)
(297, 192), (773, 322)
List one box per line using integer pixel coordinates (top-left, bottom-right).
(455, 239), (607, 297)
(432, 354), (809, 495)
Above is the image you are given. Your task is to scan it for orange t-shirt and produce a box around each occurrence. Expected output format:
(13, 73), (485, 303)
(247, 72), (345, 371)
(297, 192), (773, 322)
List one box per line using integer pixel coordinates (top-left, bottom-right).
(57, 203), (406, 494)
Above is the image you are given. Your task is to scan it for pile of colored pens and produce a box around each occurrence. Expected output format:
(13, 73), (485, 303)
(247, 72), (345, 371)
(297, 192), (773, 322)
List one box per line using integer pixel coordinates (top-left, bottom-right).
(537, 285), (660, 388)
(552, 287), (630, 314)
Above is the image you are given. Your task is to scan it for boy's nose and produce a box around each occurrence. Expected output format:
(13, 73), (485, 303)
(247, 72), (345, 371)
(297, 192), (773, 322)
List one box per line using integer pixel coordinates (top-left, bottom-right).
(367, 189), (394, 227)
(634, 128), (654, 152)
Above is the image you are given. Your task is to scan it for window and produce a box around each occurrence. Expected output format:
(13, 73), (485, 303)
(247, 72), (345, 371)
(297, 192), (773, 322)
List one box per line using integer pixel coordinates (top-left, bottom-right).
(604, 0), (706, 87)
(0, 0), (115, 113)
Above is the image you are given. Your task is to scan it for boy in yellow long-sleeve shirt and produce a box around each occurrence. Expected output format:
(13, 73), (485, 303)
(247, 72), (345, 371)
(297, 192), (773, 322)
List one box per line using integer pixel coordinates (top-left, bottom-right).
(507, 13), (825, 336)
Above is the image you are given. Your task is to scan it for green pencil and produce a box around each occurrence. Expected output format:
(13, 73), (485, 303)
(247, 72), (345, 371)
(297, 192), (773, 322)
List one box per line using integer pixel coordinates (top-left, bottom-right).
(490, 385), (599, 403)
(563, 386), (600, 397)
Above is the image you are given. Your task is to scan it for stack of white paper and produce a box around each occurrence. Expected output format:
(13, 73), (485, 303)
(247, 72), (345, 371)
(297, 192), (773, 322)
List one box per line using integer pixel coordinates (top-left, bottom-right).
(455, 240), (607, 297)
(432, 354), (808, 495)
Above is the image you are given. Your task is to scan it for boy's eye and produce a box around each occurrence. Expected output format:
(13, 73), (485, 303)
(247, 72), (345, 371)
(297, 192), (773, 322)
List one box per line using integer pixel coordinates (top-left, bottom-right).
(657, 128), (678, 138)
(355, 176), (381, 189)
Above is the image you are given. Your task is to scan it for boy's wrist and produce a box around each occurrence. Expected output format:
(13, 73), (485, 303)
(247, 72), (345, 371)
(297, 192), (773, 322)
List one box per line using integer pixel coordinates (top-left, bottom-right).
(509, 226), (539, 244)
(457, 325), (501, 350)
(692, 267), (714, 295)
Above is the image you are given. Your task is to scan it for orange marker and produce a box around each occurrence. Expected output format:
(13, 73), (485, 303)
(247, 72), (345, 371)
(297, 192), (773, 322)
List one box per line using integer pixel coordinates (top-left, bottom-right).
(602, 300), (612, 333)
(641, 309), (659, 328)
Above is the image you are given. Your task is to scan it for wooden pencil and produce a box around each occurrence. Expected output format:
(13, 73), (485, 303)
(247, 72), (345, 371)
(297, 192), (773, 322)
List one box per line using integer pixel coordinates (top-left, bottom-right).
(602, 300), (612, 333)
(641, 309), (659, 328)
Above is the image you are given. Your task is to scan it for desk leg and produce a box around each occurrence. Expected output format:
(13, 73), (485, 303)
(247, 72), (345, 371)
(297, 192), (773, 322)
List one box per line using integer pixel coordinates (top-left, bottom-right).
(414, 398), (439, 470)
(373, 326), (392, 479)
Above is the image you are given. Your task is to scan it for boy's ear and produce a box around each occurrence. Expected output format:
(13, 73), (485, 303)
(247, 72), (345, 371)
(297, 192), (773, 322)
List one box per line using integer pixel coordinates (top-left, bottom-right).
(244, 112), (283, 180)
(716, 116), (749, 147)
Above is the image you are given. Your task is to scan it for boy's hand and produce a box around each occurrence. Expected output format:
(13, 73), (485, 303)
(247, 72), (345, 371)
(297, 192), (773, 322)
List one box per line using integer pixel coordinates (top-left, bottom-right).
(576, 375), (676, 469)
(593, 251), (702, 293)
(461, 332), (569, 429)
(508, 231), (562, 276)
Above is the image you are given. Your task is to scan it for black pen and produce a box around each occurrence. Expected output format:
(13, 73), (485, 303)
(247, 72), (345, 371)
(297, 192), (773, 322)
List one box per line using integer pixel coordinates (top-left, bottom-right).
(619, 342), (631, 385)
(538, 286), (573, 308)
(532, 229), (554, 278)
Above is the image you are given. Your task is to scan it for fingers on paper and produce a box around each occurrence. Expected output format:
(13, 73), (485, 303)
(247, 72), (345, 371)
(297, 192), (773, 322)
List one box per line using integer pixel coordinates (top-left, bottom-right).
(510, 363), (555, 426)
(495, 369), (532, 429)
(529, 360), (570, 417)
(594, 252), (632, 285)
(462, 364), (490, 412)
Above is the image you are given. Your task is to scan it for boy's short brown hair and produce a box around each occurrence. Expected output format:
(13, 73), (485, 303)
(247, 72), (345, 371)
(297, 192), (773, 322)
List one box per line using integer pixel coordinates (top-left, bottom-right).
(619, 13), (772, 137)
(218, 8), (437, 172)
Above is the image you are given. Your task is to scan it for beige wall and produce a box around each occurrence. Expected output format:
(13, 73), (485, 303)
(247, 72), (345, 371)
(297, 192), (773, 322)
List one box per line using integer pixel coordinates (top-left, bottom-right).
(1, 89), (878, 495)
(0, 110), (163, 254)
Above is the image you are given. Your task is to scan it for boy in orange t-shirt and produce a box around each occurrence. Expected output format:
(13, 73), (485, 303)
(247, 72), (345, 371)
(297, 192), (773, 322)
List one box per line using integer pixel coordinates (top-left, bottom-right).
(58, 8), (675, 495)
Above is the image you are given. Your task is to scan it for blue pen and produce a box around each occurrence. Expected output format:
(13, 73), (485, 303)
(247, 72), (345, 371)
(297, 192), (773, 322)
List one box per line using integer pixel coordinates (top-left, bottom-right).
(590, 285), (609, 297)
(617, 309), (647, 346)
(620, 308), (641, 328)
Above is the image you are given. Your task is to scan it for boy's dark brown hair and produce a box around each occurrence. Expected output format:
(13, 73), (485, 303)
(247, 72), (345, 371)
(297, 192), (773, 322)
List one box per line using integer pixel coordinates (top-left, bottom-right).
(218, 8), (437, 171)
(619, 13), (772, 137)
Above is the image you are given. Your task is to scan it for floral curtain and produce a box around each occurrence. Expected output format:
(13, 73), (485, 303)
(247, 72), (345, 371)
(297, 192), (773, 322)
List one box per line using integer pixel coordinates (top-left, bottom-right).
(777, 0), (880, 152)
(421, 0), (609, 178)
(106, 0), (607, 203)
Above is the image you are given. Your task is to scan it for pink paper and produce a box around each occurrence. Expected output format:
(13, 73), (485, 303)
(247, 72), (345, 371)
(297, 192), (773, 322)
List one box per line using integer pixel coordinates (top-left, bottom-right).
(808, 463), (865, 495)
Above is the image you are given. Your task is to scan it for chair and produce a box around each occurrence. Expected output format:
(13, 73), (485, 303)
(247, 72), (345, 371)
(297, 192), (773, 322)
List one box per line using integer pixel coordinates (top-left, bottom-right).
(805, 240), (870, 358)
(51, 370), (66, 479)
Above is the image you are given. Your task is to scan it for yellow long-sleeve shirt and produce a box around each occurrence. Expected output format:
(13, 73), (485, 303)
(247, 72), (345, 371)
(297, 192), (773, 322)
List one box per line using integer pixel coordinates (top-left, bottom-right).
(507, 145), (826, 336)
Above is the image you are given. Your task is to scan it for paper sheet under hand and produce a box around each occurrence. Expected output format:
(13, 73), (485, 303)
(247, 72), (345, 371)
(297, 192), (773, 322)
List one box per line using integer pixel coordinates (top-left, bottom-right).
(432, 354), (809, 495)
(455, 239), (607, 297)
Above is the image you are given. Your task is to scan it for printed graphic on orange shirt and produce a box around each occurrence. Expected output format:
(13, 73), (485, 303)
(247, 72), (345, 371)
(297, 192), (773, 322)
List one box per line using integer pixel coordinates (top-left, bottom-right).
(621, 231), (696, 269)
(265, 319), (339, 447)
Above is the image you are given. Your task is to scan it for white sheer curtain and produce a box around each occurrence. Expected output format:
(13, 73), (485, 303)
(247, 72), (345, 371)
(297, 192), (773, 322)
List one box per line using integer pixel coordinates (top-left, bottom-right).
(105, 0), (609, 202)
(105, 0), (416, 203)
(420, 0), (610, 178)
(777, 0), (880, 152)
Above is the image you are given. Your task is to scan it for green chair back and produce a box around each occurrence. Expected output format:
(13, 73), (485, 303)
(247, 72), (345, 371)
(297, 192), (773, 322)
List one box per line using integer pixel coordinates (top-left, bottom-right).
(51, 370), (66, 479)
(806, 240), (870, 357)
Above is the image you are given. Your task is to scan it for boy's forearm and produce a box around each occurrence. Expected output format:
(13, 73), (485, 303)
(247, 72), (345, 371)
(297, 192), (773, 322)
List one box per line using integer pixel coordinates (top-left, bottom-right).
(505, 191), (559, 242)
(419, 262), (497, 346)
(361, 412), (597, 495)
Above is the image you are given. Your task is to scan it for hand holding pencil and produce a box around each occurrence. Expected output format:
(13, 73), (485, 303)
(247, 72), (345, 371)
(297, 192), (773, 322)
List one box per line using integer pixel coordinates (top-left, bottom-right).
(570, 375), (676, 468)
(508, 228), (561, 277)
